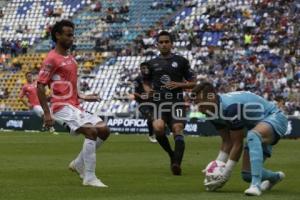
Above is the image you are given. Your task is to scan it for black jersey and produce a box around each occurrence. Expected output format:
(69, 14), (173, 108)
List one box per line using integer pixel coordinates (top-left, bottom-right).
(143, 54), (195, 102)
(133, 75), (145, 103)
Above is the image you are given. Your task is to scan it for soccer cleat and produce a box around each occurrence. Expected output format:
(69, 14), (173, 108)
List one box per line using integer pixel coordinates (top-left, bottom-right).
(260, 171), (285, 191)
(68, 160), (84, 179)
(83, 178), (108, 188)
(171, 163), (182, 176)
(244, 185), (262, 196)
(148, 135), (157, 143)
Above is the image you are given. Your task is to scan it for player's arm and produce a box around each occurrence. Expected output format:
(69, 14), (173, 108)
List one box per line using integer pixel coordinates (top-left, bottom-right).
(37, 59), (55, 127)
(20, 97), (31, 109)
(164, 58), (196, 90)
(37, 82), (53, 127)
(217, 128), (232, 162)
(78, 93), (101, 102)
(222, 104), (246, 178)
(164, 80), (196, 90)
(19, 87), (31, 108)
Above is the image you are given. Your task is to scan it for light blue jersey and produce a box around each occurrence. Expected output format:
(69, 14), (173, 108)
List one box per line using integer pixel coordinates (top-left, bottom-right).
(218, 91), (289, 138)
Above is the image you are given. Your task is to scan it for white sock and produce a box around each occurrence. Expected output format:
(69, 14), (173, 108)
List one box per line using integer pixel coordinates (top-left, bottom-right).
(224, 159), (237, 177)
(74, 137), (104, 169)
(82, 138), (96, 181)
(216, 151), (229, 162)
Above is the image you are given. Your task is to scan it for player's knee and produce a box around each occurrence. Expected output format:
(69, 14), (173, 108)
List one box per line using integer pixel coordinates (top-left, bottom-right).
(241, 171), (252, 183)
(153, 121), (165, 135)
(172, 124), (184, 135)
(97, 125), (110, 141)
(247, 130), (262, 143)
(84, 127), (98, 140)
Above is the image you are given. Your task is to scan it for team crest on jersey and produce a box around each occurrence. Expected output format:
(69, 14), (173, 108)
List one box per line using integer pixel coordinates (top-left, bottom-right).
(172, 62), (178, 68)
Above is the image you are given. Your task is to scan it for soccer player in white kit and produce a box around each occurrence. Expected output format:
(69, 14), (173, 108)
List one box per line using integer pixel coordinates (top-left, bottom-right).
(37, 20), (110, 188)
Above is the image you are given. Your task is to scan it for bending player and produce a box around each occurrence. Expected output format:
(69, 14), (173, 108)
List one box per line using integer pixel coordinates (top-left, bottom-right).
(37, 20), (110, 187)
(192, 82), (289, 196)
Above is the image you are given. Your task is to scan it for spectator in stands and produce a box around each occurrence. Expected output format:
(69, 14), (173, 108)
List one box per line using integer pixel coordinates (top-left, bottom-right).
(21, 40), (29, 54)
(44, 23), (52, 39)
(0, 8), (3, 18)
(91, 1), (101, 12)
(16, 24), (23, 34)
(0, 88), (9, 99)
(0, 39), (3, 54)
(80, 81), (90, 92)
(151, 1), (164, 9)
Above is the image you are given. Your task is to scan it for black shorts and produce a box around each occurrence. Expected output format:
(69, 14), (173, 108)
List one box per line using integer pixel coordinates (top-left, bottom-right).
(153, 102), (187, 130)
(138, 104), (154, 120)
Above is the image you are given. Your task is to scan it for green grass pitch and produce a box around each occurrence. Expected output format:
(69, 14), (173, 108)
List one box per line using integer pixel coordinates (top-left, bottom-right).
(0, 132), (299, 200)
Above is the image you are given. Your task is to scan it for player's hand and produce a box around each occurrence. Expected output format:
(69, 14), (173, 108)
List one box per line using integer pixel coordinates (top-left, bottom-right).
(43, 113), (54, 128)
(163, 81), (182, 90)
(204, 174), (228, 191)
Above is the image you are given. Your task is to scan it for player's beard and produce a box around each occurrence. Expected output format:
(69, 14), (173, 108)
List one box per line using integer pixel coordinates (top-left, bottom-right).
(62, 41), (73, 50)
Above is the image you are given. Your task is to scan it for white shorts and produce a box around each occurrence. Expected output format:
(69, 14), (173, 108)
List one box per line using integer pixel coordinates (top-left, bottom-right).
(33, 105), (44, 118)
(53, 105), (102, 135)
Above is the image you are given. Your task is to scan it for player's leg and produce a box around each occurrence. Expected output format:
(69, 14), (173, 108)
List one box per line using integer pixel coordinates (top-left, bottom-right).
(140, 105), (156, 142)
(71, 121), (110, 176)
(75, 125), (107, 187)
(245, 117), (286, 196)
(171, 122), (184, 175)
(241, 146), (282, 184)
(95, 121), (110, 149)
(33, 105), (57, 133)
(153, 119), (174, 161)
(145, 109), (156, 143)
(53, 106), (107, 187)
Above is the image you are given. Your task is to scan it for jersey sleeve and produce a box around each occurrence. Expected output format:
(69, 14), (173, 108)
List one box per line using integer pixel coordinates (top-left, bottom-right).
(19, 86), (26, 98)
(133, 77), (142, 94)
(182, 58), (195, 81)
(37, 57), (56, 85)
(224, 104), (245, 130)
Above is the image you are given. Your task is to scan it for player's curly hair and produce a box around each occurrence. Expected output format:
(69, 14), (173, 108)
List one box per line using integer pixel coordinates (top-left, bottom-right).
(51, 20), (75, 43)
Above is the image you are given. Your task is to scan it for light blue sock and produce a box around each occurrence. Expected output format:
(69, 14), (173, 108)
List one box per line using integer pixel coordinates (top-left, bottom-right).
(247, 130), (263, 187)
(243, 169), (280, 184)
(262, 168), (280, 183)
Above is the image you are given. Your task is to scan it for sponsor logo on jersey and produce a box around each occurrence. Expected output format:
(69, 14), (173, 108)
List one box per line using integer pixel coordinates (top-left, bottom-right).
(172, 62), (178, 68)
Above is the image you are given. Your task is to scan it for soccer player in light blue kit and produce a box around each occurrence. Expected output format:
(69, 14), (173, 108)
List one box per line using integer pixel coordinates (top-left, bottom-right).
(193, 82), (290, 196)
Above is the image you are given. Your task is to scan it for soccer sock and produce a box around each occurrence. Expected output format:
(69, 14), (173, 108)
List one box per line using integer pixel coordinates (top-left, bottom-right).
(216, 150), (229, 162)
(262, 168), (281, 183)
(74, 137), (103, 168)
(147, 119), (154, 137)
(174, 134), (185, 165)
(155, 133), (174, 159)
(241, 169), (280, 183)
(247, 130), (263, 187)
(82, 138), (96, 180)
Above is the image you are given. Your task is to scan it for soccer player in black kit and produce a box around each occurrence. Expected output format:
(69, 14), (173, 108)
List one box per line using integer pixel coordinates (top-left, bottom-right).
(132, 62), (157, 143)
(143, 31), (196, 175)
